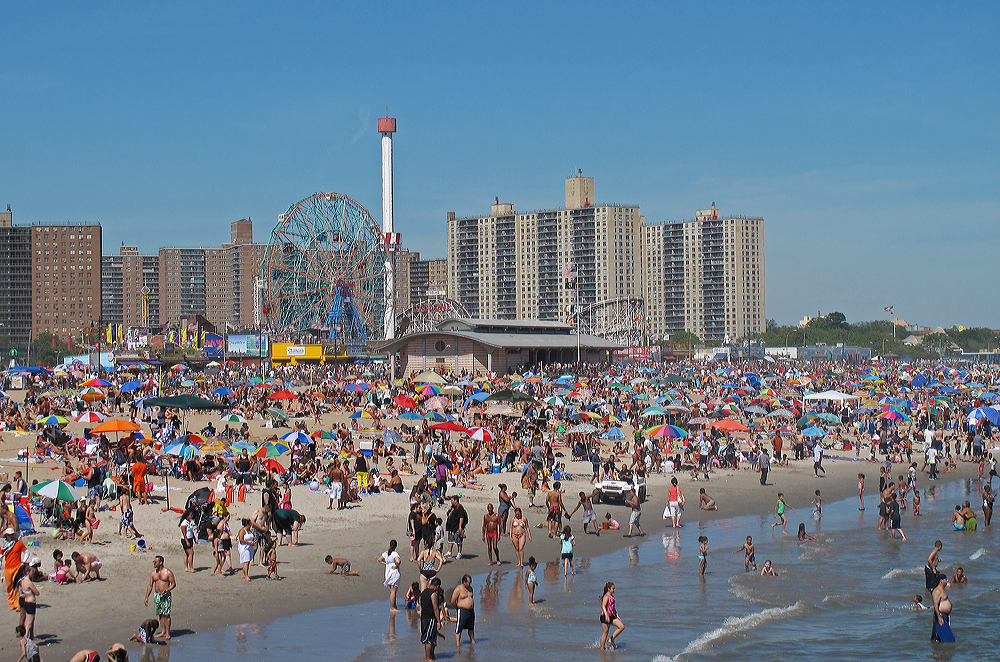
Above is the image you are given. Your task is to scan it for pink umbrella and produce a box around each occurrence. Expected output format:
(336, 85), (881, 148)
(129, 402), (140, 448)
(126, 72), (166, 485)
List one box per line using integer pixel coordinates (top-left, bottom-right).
(423, 395), (451, 411)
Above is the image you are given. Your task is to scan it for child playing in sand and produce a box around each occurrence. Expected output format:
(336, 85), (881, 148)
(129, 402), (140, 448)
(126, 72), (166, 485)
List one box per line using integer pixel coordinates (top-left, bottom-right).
(603, 513), (620, 531)
(324, 556), (359, 576)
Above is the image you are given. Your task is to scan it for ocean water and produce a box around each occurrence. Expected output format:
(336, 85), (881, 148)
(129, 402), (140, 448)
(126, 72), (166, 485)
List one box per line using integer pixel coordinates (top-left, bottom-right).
(152, 478), (998, 661)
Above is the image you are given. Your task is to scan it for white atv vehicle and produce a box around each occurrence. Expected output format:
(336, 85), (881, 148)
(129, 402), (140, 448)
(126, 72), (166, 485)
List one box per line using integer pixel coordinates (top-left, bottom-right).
(593, 472), (646, 504)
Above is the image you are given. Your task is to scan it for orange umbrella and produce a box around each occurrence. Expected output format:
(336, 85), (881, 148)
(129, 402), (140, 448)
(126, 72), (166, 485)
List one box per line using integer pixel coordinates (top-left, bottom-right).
(708, 418), (749, 432)
(92, 419), (142, 434)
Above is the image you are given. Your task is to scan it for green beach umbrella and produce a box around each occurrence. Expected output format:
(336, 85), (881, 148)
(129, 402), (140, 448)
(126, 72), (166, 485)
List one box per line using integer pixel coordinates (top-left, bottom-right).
(30, 479), (81, 502)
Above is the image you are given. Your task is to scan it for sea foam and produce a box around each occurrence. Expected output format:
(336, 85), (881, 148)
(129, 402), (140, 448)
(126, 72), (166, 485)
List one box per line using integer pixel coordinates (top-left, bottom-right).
(970, 548), (987, 560)
(653, 601), (809, 661)
(881, 567), (921, 580)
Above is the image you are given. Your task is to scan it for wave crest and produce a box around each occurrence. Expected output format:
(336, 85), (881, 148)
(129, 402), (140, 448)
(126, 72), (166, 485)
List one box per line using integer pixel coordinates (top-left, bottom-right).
(653, 601), (810, 661)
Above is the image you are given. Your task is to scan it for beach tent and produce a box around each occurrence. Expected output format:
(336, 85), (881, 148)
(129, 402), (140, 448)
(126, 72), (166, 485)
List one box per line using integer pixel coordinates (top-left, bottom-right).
(13, 504), (34, 534)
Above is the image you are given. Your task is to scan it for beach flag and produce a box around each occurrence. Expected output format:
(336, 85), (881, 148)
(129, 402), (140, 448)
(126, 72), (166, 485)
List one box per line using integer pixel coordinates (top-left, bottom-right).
(884, 306), (894, 313)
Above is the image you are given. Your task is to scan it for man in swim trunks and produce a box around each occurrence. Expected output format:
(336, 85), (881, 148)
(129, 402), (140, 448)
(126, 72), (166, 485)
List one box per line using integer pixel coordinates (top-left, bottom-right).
(451, 574), (475, 649)
(421, 577), (442, 662)
(931, 577), (953, 641)
(144, 555), (176, 640)
(568, 490), (600, 536)
(482, 504), (501, 565)
(925, 540), (943, 590)
(545, 481), (567, 539)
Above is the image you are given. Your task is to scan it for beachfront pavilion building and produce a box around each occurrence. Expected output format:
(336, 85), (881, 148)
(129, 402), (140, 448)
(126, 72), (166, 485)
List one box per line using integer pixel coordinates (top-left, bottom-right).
(377, 318), (622, 377)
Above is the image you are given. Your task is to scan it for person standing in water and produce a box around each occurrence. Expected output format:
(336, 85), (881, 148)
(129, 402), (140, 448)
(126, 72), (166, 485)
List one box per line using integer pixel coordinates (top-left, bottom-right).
(451, 574), (475, 650)
(560, 525), (576, 577)
(858, 473), (866, 510)
(698, 536), (708, 575)
(733, 536), (756, 572)
(482, 503), (502, 566)
(771, 493), (794, 535)
(931, 577), (953, 641)
(525, 557), (539, 607)
(599, 582), (625, 650)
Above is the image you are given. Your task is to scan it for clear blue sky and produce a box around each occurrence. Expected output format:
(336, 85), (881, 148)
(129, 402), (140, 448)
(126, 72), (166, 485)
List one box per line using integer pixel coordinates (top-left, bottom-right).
(2, 2), (997, 327)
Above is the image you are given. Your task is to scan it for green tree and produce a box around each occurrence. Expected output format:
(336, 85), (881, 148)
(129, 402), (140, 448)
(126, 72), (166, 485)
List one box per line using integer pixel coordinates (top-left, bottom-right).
(31, 333), (70, 367)
(666, 331), (702, 349)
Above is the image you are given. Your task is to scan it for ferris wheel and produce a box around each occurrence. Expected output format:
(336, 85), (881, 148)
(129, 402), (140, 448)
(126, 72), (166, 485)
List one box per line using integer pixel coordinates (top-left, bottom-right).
(261, 192), (387, 343)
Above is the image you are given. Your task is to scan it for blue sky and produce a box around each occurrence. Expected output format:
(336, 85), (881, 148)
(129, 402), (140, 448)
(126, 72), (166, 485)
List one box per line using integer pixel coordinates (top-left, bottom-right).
(2, 2), (997, 327)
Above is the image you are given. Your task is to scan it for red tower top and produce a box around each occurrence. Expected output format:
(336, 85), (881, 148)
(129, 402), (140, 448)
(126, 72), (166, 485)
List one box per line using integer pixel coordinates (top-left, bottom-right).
(378, 117), (396, 133)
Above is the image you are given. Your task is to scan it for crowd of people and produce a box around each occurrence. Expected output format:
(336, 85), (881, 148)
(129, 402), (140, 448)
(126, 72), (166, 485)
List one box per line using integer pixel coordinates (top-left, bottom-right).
(0, 355), (995, 656)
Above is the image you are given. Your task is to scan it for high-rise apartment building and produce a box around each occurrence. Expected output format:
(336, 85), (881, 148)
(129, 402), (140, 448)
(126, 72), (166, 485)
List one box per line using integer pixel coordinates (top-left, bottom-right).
(389, 249), (448, 316)
(447, 175), (765, 342)
(0, 209), (33, 350)
(447, 171), (641, 321)
(102, 245), (161, 330)
(30, 223), (102, 341)
(642, 205), (765, 341)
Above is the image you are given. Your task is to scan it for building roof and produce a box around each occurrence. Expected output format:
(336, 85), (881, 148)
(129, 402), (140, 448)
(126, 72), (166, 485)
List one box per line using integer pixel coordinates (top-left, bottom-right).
(377, 329), (623, 354)
(436, 318), (571, 334)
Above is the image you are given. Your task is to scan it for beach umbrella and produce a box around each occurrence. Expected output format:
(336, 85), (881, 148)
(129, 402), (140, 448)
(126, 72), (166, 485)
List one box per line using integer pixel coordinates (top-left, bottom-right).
(423, 395), (451, 411)
(75, 411), (106, 423)
(36, 415), (68, 426)
(708, 418), (749, 432)
(342, 383), (368, 392)
(602, 427), (626, 440)
(466, 427), (494, 442)
(350, 410), (376, 420)
(281, 430), (313, 445)
(484, 389), (535, 404)
(230, 440), (257, 453)
(393, 395), (417, 410)
(164, 441), (199, 457)
(121, 380), (143, 392)
(255, 441), (290, 458)
(644, 424), (688, 438)
(81, 378), (113, 387)
(398, 412), (424, 421)
(268, 390), (298, 400)
(544, 396), (567, 406)
(212, 387), (236, 397)
(92, 419), (141, 433)
(220, 414), (247, 424)
(265, 407), (290, 421)
(816, 413), (842, 425)
(428, 422), (468, 432)
(416, 384), (441, 396)
(566, 423), (598, 434)
(312, 430), (336, 440)
(878, 410), (910, 422)
(29, 480), (81, 502)
(744, 405), (768, 416)
(801, 426), (827, 437)
(601, 414), (622, 424)
(176, 434), (209, 446)
(198, 439), (229, 453)
(384, 430), (403, 445)
(641, 407), (667, 417)
(440, 385), (464, 396)
(80, 387), (106, 403)
(412, 370), (448, 385)
(180, 380), (196, 387)
(765, 409), (795, 419)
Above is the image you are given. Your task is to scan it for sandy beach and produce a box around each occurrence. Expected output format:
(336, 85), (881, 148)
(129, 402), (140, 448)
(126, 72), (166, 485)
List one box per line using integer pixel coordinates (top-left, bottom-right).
(0, 401), (982, 660)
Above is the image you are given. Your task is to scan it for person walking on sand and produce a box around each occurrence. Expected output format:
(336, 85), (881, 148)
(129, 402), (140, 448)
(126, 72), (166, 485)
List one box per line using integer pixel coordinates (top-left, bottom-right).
(144, 555), (176, 641)
(599, 582), (625, 650)
(545, 481), (567, 539)
(813, 443), (826, 477)
(179, 508), (197, 573)
(771, 493), (794, 535)
(560, 525), (575, 577)
(451, 574), (475, 649)
(664, 476), (684, 528)
(624, 489), (644, 537)
(381, 539), (402, 613)
(568, 490), (600, 536)
(482, 503), (502, 566)
(118, 489), (141, 539)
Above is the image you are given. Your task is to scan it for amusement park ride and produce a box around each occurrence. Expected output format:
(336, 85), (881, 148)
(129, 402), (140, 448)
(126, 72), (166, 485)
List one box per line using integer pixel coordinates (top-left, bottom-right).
(259, 115), (646, 361)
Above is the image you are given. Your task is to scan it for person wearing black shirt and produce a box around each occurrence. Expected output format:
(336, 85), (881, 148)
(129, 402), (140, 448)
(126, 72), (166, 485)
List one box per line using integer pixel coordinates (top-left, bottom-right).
(420, 577), (441, 661)
(407, 504), (423, 562)
(445, 495), (468, 558)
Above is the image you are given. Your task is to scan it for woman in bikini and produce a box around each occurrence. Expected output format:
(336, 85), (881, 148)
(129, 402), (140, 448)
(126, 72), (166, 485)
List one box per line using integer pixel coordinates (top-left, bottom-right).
(416, 538), (444, 594)
(599, 582), (625, 650)
(509, 507), (531, 567)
